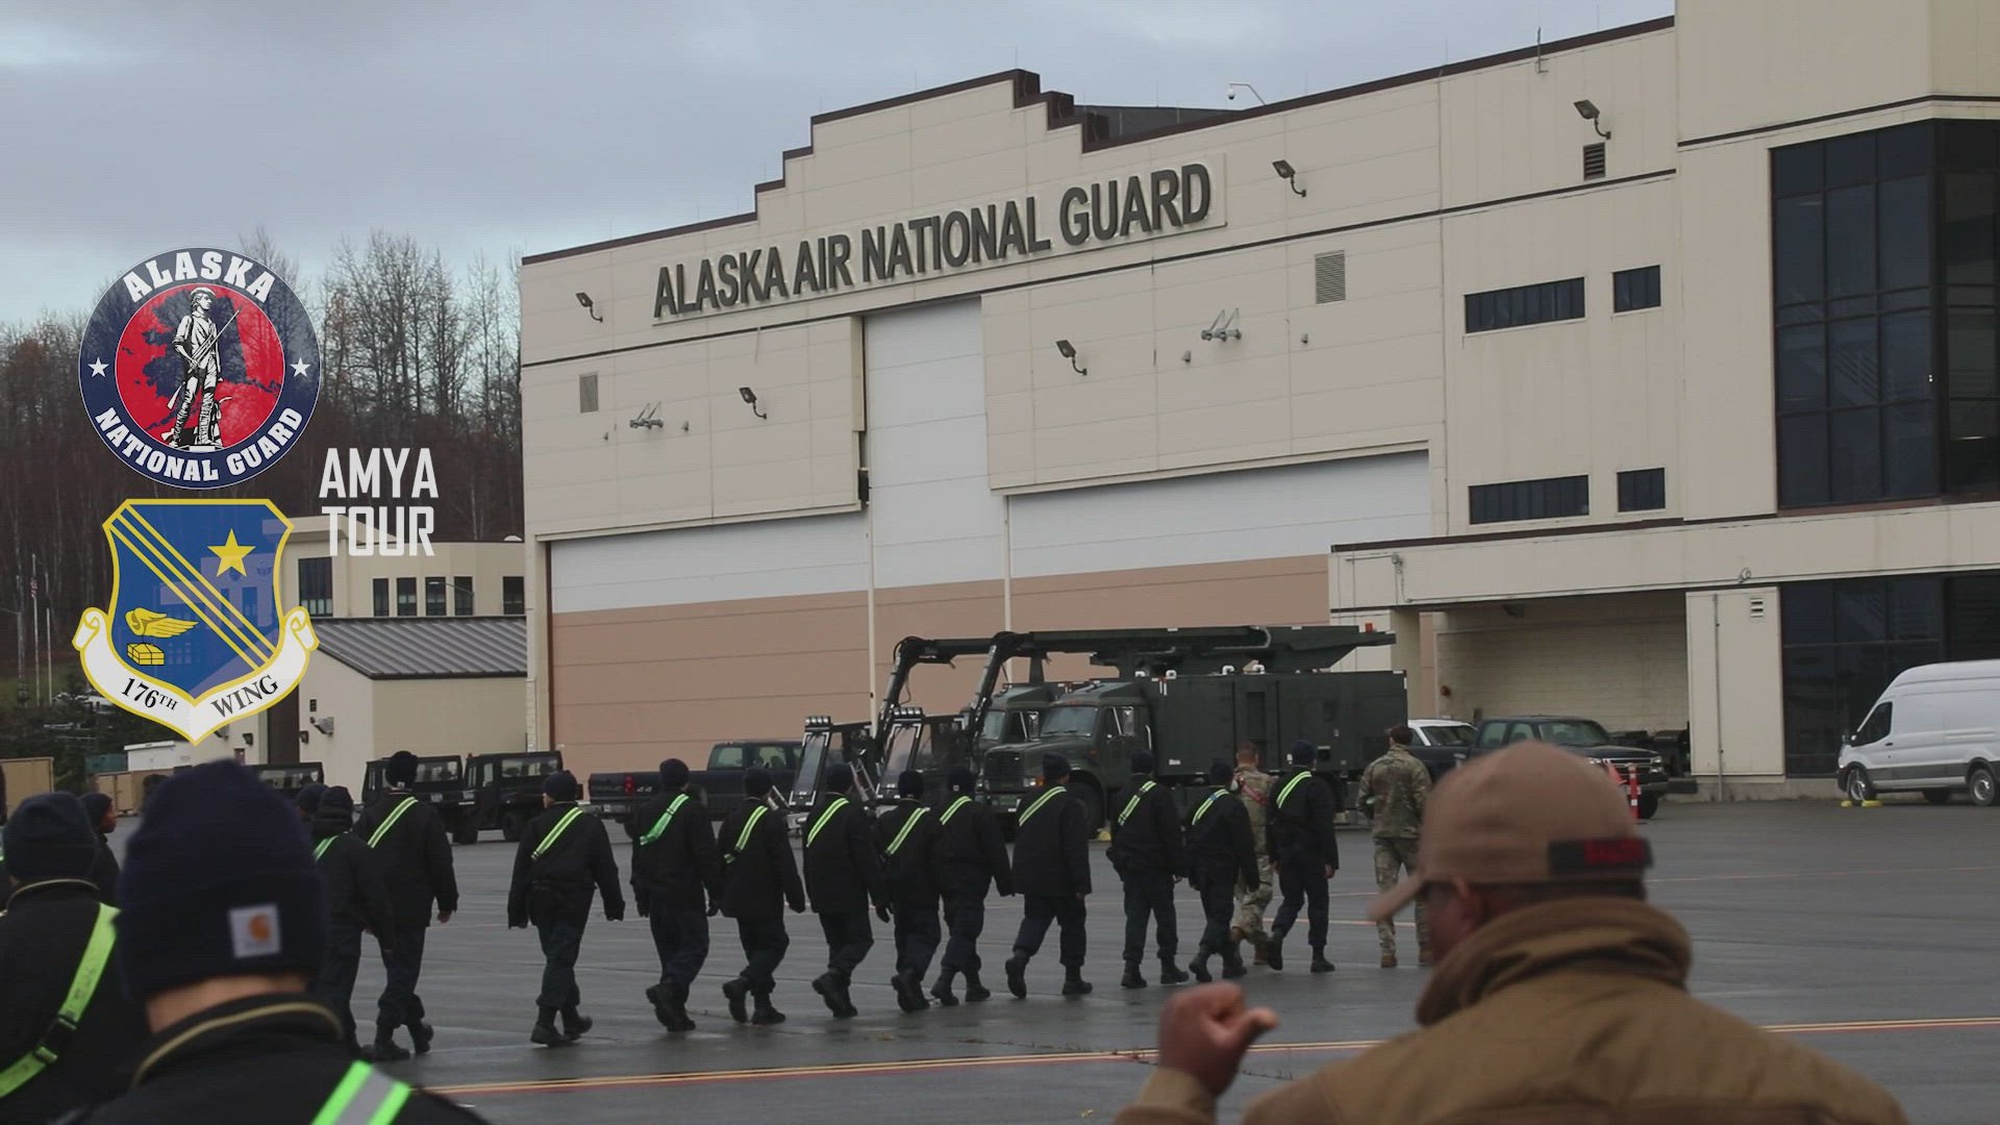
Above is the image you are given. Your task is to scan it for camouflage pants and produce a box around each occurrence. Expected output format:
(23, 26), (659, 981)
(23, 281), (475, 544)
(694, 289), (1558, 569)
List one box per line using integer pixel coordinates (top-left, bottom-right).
(1232, 851), (1274, 939)
(1373, 837), (1427, 956)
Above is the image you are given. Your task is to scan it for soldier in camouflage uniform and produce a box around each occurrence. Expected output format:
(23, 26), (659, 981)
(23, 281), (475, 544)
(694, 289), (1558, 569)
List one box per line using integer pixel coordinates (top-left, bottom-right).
(1359, 725), (1432, 968)
(1229, 742), (1275, 963)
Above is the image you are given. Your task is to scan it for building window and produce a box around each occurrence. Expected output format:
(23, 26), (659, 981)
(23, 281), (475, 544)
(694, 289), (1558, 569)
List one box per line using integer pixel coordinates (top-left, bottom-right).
(396, 577), (417, 617)
(503, 576), (525, 616)
(1773, 120), (2000, 508)
(454, 576), (474, 616)
(1612, 266), (1662, 312)
(579, 372), (598, 414)
(372, 578), (389, 618)
(425, 577), (446, 616)
(1617, 468), (1666, 511)
(1468, 475), (1589, 524)
(1464, 278), (1585, 334)
(297, 556), (332, 618)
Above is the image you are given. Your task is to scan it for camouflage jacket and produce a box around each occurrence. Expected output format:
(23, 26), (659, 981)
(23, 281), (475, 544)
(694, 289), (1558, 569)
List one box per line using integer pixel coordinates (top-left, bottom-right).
(1233, 767), (1274, 857)
(1359, 745), (1430, 839)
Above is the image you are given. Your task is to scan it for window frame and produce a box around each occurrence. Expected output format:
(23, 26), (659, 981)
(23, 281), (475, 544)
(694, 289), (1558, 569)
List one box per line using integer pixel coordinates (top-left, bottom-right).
(1612, 265), (1663, 313)
(396, 577), (417, 617)
(296, 556), (333, 618)
(502, 576), (526, 616)
(453, 576), (475, 616)
(1464, 277), (1587, 334)
(424, 576), (447, 616)
(372, 578), (390, 618)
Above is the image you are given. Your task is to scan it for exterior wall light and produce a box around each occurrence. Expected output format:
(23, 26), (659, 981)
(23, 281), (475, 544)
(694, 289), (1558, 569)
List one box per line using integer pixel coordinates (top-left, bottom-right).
(1055, 339), (1086, 376)
(1272, 159), (1306, 197)
(1574, 99), (1611, 140)
(738, 386), (768, 419)
(575, 291), (603, 322)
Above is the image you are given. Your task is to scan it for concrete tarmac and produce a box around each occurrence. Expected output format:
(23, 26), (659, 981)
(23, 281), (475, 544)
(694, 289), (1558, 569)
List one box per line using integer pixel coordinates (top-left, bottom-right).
(311, 800), (1996, 1123)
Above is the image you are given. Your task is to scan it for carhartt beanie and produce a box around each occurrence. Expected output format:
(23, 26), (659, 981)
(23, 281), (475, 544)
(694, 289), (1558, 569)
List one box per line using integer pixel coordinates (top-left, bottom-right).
(543, 771), (579, 802)
(947, 766), (976, 795)
(897, 770), (923, 798)
(1, 792), (98, 882)
(117, 761), (327, 1001)
(659, 759), (690, 788)
(385, 751), (418, 786)
(825, 763), (854, 794)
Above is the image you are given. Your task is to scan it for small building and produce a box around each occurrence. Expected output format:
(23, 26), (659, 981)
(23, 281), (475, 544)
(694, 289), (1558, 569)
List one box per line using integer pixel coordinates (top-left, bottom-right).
(298, 617), (529, 795)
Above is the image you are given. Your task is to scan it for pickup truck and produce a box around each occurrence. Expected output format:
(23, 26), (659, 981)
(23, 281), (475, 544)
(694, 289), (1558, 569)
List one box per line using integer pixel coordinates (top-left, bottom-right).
(587, 740), (802, 826)
(1468, 716), (1671, 818)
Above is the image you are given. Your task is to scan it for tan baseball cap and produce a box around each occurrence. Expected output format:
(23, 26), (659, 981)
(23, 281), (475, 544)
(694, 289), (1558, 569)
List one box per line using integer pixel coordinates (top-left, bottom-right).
(1367, 740), (1652, 923)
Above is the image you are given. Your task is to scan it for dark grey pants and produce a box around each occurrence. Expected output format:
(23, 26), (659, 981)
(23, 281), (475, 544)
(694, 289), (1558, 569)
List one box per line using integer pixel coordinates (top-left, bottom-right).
(375, 925), (428, 1034)
(1013, 894), (1087, 968)
(536, 916), (586, 1010)
(1120, 870), (1179, 963)
(939, 891), (987, 974)
(650, 905), (710, 990)
(1273, 860), (1330, 949)
(736, 915), (790, 996)
(314, 922), (364, 1050)
(893, 900), (942, 979)
(818, 909), (874, 979)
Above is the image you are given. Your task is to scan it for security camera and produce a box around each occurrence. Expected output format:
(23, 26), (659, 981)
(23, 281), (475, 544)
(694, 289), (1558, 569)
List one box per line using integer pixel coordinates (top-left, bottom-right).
(1226, 89), (1236, 101)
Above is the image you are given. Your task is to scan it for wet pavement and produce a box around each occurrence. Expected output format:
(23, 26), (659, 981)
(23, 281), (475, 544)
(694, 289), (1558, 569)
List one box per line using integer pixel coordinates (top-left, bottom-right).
(302, 799), (1997, 1123)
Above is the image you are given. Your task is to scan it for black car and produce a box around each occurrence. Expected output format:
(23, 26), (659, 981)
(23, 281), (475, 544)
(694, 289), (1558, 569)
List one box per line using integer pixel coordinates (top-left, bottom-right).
(1469, 715), (1670, 819)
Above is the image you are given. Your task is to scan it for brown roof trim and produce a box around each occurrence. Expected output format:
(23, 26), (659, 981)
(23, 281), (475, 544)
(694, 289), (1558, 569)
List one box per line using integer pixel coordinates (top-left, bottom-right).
(522, 17), (1673, 267)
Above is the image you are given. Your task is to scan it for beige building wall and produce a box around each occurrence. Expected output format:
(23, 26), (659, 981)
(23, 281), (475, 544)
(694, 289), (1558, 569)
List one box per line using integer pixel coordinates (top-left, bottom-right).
(285, 515), (526, 619)
(298, 657), (378, 794)
(1431, 595), (1691, 732)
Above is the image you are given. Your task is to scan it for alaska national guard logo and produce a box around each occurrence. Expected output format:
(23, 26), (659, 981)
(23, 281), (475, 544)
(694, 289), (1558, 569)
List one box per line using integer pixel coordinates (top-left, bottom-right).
(72, 499), (317, 741)
(77, 248), (320, 489)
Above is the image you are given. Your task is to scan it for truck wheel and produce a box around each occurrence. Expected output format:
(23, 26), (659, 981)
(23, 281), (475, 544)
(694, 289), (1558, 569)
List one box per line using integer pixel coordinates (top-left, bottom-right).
(1922, 789), (1953, 805)
(1970, 765), (1997, 808)
(452, 820), (479, 845)
(501, 809), (528, 842)
(1075, 783), (1105, 836)
(1843, 767), (1875, 803)
(1637, 794), (1660, 820)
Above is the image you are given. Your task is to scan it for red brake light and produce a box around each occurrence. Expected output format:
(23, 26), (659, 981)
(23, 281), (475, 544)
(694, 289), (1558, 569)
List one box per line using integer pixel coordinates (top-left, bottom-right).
(622, 774), (636, 795)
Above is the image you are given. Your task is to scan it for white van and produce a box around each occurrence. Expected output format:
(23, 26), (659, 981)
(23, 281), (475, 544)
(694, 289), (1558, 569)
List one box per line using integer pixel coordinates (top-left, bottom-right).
(1837, 661), (2000, 807)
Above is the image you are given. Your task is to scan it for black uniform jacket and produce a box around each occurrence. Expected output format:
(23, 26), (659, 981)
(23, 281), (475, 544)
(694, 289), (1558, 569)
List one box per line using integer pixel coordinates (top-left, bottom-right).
(311, 809), (395, 936)
(1010, 784), (1092, 899)
(628, 788), (723, 916)
(872, 799), (946, 907)
(1106, 774), (1183, 877)
(88, 839), (119, 904)
(65, 995), (486, 1123)
(1266, 769), (1342, 870)
(802, 793), (883, 914)
(0, 879), (149, 1124)
(1184, 789), (1260, 890)
(350, 789), (460, 930)
(931, 794), (1014, 898)
(717, 797), (805, 920)
(507, 802), (624, 927)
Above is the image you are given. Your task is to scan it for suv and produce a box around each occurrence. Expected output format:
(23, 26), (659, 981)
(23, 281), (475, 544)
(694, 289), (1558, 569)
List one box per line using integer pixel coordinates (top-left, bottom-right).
(460, 751), (565, 843)
(1470, 715), (1670, 819)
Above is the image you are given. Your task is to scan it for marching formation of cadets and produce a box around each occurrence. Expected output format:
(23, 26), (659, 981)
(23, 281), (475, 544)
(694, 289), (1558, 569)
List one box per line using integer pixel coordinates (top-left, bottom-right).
(0, 732), (1388, 1124)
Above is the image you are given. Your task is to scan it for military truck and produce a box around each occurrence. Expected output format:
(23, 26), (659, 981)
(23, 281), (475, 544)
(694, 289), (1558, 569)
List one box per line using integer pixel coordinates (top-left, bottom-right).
(785, 717), (876, 833)
(458, 750), (564, 843)
(362, 754), (472, 838)
(978, 626), (1407, 832)
(249, 762), (325, 804)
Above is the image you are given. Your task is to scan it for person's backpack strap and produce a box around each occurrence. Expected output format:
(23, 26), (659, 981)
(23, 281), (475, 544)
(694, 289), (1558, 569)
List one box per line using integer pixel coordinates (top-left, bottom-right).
(365, 797), (419, 849)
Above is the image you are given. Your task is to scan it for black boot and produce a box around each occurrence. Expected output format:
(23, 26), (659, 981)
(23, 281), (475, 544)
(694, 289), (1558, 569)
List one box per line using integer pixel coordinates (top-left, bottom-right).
(1189, 946), (1213, 984)
(407, 1019), (434, 1055)
(1221, 941), (1248, 980)
(559, 1005), (593, 1041)
(1157, 957), (1190, 985)
(751, 990), (786, 1025)
(1004, 954), (1029, 999)
(722, 977), (752, 1024)
(1120, 961), (1148, 989)
(365, 1029), (410, 1062)
(894, 970), (928, 1012)
(833, 972), (859, 1019)
(963, 969), (993, 1002)
(530, 1007), (569, 1047)
(646, 984), (673, 1028)
(1061, 965), (1093, 997)
(1310, 947), (1336, 974)
(1266, 931), (1287, 972)
(650, 983), (694, 1032)
(670, 982), (696, 1031)
(931, 969), (960, 1007)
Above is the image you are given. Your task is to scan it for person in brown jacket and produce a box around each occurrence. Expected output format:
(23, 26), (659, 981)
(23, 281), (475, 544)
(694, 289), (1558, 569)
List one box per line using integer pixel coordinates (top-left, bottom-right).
(1114, 740), (1910, 1125)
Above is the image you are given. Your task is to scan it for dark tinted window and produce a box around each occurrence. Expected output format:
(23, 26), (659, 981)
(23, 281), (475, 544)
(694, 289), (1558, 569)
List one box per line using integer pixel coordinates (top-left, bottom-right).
(1853, 702), (1892, 745)
(1465, 277), (1586, 333)
(396, 577), (417, 617)
(453, 576), (474, 616)
(425, 577), (446, 616)
(372, 578), (390, 618)
(1612, 266), (1661, 312)
(297, 556), (332, 618)
(503, 576), (526, 615)
(1616, 468), (1666, 512)
(1781, 576), (1943, 776)
(1468, 475), (1589, 524)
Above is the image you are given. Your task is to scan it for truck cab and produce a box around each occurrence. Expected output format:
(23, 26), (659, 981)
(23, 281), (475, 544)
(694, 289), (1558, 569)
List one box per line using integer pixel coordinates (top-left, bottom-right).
(787, 717), (876, 832)
(461, 750), (564, 843)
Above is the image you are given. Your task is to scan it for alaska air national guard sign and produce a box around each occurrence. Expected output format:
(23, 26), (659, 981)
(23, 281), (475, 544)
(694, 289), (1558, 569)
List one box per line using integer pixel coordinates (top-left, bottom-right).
(72, 499), (318, 741)
(77, 248), (320, 488)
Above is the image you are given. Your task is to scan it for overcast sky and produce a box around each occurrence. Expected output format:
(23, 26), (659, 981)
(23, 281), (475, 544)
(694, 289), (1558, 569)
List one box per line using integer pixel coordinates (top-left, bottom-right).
(0, 0), (1670, 325)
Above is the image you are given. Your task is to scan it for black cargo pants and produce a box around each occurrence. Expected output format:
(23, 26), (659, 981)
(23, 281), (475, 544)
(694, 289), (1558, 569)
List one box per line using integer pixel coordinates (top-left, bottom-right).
(1272, 860), (1330, 950)
(892, 897), (942, 980)
(818, 909), (874, 980)
(1120, 869), (1178, 963)
(939, 890), (988, 974)
(1012, 894), (1087, 968)
(736, 915), (790, 997)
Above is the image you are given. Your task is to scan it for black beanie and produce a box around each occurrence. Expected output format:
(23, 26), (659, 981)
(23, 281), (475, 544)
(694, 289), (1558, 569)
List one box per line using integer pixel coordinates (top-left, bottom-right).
(81, 791), (114, 826)
(947, 766), (976, 795)
(1041, 752), (1071, 781)
(1290, 739), (1316, 766)
(385, 751), (418, 786)
(897, 770), (923, 798)
(295, 782), (327, 816)
(117, 762), (328, 1001)
(543, 771), (579, 802)
(659, 759), (690, 788)
(743, 767), (773, 798)
(2, 792), (98, 883)
(825, 763), (854, 795)
(319, 786), (355, 816)
(1131, 751), (1156, 775)
(1207, 759), (1233, 785)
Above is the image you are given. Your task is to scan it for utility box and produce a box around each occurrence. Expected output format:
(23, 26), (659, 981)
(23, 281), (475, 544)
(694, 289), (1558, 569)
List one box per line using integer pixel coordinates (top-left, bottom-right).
(1, 757), (57, 809)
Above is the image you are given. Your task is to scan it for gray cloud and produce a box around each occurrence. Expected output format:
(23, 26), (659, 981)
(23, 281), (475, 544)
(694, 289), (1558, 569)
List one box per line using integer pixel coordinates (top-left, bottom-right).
(0, 0), (1670, 323)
